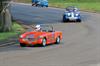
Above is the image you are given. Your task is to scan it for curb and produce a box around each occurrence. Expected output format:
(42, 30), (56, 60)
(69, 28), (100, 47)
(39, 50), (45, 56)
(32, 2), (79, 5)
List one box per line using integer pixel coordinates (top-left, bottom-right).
(0, 36), (19, 47)
(0, 38), (18, 47)
(0, 42), (16, 47)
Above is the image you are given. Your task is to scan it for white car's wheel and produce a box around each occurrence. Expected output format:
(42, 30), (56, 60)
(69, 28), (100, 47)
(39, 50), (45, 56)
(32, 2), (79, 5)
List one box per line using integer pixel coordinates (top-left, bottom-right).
(77, 19), (81, 22)
(42, 38), (46, 47)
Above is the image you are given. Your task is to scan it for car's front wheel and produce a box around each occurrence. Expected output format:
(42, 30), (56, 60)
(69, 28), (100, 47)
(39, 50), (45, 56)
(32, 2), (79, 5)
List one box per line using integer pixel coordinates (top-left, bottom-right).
(63, 15), (66, 22)
(63, 16), (69, 22)
(46, 5), (48, 7)
(42, 38), (47, 47)
(55, 37), (60, 44)
(77, 19), (81, 22)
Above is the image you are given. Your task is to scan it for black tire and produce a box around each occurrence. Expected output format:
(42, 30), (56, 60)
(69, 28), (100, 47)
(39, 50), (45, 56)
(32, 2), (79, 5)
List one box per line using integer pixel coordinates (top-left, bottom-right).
(46, 5), (48, 7)
(63, 15), (66, 22)
(20, 43), (26, 47)
(63, 19), (66, 22)
(36, 4), (40, 7)
(41, 5), (44, 7)
(63, 15), (69, 22)
(55, 37), (60, 44)
(32, 4), (34, 6)
(63, 19), (69, 22)
(66, 19), (69, 22)
(77, 19), (81, 22)
(42, 38), (46, 47)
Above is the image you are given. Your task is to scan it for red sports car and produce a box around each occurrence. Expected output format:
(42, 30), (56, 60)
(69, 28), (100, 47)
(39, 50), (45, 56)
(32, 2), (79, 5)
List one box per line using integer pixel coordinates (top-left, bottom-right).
(19, 25), (62, 47)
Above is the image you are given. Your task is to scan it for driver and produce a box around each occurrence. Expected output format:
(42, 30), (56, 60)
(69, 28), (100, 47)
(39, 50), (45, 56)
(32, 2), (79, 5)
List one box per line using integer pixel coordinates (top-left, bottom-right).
(34, 25), (42, 31)
(74, 7), (78, 12)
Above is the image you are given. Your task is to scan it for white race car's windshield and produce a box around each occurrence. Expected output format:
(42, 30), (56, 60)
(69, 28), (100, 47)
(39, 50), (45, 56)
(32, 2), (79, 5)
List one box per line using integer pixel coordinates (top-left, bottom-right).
(66, 6), (78, 12)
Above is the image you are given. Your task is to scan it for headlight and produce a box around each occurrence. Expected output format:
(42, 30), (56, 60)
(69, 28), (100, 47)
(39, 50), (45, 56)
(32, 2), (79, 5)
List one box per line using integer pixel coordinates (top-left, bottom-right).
(76, 14), (79, 16)
(67, 13), (70, 16)
(20, 35), (23, 38)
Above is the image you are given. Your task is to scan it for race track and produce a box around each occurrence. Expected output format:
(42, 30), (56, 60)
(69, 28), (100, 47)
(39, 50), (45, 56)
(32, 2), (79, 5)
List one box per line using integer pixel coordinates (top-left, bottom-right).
(0, 3), (100, 66)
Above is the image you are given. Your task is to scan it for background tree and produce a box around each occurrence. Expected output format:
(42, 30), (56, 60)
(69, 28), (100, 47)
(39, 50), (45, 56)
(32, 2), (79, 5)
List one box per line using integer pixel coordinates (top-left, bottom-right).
(0, 0), (12, 32)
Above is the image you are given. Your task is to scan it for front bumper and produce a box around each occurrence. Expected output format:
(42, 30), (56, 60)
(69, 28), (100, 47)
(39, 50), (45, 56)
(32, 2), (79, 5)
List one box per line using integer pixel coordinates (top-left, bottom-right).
(69, 17), (78, 20)
(19, 38), (42, 45)
(63, 14), (81, 21)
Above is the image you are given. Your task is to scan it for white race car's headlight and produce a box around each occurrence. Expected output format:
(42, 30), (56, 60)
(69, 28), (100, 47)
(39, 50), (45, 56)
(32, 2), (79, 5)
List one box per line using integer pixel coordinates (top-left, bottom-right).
(67, 13), (71, 16)
(76, 14), (79, 16)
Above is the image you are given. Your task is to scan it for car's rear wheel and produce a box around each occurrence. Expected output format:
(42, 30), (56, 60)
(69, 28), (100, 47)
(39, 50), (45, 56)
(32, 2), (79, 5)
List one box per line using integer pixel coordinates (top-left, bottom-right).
(20, 43), (26, 47)
(55, 37), (60, 44)
(42, 38), (46, 47)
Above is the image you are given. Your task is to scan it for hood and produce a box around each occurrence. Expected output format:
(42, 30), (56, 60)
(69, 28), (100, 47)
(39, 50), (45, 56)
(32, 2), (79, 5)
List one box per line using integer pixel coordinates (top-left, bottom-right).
(20, 31), (47, 38)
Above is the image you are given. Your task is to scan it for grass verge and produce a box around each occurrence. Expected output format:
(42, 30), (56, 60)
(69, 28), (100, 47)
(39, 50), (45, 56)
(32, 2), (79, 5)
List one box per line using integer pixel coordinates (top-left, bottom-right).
(14, 0), (100, 13)
(49, 2), (100, 13)
(0, 21), (25, 40)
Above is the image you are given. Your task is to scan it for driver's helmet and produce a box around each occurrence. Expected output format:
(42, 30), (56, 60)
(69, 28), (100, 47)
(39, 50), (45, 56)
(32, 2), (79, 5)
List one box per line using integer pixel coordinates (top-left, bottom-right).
(74, 7), (78, 11)
(66, 8), (69, 11)
(35, 25), (41, 31)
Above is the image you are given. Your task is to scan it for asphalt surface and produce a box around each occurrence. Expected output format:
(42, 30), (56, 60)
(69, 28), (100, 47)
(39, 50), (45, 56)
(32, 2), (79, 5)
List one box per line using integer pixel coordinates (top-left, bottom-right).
(11, 3), (64, 25)
(0, 3), (100, 66)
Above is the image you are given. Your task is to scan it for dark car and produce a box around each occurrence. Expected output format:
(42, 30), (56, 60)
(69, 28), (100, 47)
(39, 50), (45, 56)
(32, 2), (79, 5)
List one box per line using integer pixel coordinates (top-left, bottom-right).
(32, 0), (48, 7)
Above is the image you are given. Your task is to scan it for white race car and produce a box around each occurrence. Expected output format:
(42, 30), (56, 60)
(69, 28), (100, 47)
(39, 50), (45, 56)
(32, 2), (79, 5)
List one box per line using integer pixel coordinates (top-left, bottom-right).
(63, 6), (81, 22)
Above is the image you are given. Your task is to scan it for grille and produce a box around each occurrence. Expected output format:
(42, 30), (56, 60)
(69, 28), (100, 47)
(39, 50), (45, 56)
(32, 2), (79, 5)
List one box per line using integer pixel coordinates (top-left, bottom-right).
(27, 38), (34, 41)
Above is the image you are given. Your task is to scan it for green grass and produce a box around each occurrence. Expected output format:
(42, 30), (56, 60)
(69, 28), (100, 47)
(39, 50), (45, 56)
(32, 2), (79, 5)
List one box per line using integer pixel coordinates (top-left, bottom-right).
(49, 0), (100, 12)
(15, 0), (31, 3)
(49, 0), (100, 3)
(0, 22), (24, 40)
(49, 2), (100, 12)
(14, 0), (100, 12)
(15, 0), (100, 3)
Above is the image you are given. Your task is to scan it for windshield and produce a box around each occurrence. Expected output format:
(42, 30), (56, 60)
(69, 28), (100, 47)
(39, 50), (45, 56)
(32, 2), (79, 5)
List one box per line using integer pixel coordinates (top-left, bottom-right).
(27, 25), (53, 32)
(66, 6), (78, 12)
